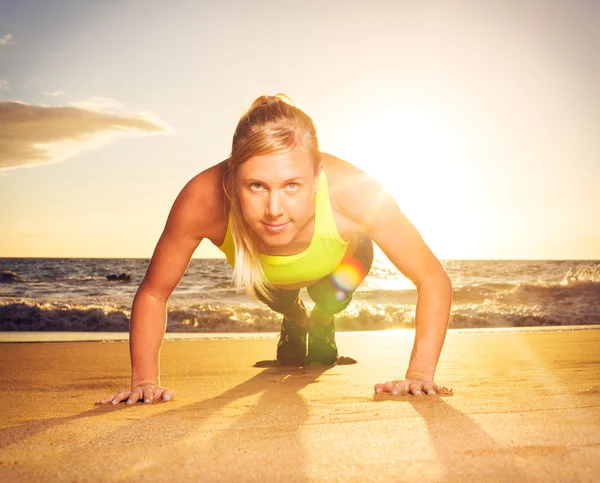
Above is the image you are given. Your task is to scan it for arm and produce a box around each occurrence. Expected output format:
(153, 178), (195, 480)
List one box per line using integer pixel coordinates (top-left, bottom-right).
(130, 219), (202, 388)
(365, 191), (452, 388)
(332, 159), (452, 395)
(130, 175), (220, 387)
(100, 171), (222, 405)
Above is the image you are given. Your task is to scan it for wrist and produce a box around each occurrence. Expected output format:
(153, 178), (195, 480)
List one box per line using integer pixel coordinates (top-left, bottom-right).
(405, 368), (434, 381)
(131, 378), (159, 387)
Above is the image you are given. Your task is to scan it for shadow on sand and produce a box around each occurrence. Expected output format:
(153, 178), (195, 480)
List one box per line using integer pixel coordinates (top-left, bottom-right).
(1, 362), (334, 480)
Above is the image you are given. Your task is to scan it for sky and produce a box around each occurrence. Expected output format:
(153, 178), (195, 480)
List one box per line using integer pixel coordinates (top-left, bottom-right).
(1, 0), (599, 260)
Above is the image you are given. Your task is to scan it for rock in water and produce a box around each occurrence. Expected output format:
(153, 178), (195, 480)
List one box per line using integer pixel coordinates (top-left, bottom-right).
(106, 273), (131, 282)
(0, 270), (25, 283)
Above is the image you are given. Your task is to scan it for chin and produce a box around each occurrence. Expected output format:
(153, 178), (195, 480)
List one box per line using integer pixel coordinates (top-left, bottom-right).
(259, 233), (293, 247)
(256, 227), (297, 247)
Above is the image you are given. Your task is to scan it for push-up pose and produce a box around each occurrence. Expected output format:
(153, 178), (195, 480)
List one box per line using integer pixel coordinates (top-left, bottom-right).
(100, 94), (453, 405)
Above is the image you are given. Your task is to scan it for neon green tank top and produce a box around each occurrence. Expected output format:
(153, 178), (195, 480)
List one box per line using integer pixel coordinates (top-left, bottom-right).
(217, 171), (350, 285)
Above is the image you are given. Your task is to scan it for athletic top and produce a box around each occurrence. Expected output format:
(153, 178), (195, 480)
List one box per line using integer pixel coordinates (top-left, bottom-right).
(217, 170), (350, 285)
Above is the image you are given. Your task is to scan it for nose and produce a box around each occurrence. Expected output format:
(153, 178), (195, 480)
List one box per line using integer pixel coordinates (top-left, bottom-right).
(266, 190), (284, 218)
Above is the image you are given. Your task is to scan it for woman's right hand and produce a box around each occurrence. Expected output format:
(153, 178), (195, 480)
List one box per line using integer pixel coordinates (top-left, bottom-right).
(98, 382), (174, 405)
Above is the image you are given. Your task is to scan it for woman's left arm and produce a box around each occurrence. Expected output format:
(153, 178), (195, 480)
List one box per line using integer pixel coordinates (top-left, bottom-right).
(339, 167), (453, 396)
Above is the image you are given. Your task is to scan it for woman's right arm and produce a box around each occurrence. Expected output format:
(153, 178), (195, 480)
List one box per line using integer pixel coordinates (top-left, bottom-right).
(99, 169), (224, 405)
(127, 220), (203, 400)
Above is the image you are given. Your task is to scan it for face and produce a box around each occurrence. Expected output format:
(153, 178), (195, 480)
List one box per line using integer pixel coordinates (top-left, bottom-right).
(237, 145), (320, 248)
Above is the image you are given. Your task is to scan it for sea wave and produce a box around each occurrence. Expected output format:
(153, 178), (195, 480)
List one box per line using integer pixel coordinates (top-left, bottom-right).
(356, 278), (600, 305)
(2, 284), (599, 333)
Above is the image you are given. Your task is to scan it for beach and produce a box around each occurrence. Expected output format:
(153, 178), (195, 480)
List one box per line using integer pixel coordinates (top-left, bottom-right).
(1, 328), (599, 482)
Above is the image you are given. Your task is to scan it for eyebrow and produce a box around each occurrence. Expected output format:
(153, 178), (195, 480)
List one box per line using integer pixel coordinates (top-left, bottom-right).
(244, 177), (307, 184)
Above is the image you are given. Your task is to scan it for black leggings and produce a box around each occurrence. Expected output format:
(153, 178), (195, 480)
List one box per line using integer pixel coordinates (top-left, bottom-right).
(257, 232), (374, 323)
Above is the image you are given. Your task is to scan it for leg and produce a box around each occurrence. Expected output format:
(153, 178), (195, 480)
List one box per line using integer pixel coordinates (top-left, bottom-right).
(256, 286), (309, 365)
(256, 286), (307, 326)
(307, 231), (374, 322)
(305, 232), (374, 364)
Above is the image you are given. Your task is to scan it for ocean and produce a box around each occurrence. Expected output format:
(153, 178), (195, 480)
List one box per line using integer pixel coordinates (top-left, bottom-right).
(1, 258), (599, 338)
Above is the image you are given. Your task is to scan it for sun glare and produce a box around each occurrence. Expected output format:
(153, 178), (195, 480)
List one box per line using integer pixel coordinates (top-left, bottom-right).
(329, 104), (477, 258)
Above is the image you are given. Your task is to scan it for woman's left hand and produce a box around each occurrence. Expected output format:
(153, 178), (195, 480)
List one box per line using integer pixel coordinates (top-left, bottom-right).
(374, 378), (439, 396)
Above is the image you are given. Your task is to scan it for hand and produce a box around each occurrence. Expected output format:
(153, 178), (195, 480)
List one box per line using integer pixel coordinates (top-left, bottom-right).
(98, 382), (174, 405)
(374, 379), (439, 397)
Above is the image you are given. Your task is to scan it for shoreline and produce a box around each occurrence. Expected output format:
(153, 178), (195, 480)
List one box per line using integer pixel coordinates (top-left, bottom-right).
(0, 324), (598, 343)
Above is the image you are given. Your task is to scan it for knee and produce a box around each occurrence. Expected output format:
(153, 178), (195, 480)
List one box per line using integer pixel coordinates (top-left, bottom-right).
(257, 287), (302, 316)
(308, 282), (352, 315)
(356, 231), (374, 271)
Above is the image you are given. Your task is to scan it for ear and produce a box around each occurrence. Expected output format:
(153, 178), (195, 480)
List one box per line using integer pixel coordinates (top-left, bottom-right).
(313, 164), (322, 194)
(315, 163), (323, 182)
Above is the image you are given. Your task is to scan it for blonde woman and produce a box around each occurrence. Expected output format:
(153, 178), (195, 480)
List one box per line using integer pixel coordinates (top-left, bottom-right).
(99, 94), (453, 406)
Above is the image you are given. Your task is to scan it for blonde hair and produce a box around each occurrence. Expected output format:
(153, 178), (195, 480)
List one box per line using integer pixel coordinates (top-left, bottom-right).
(223, 94), (321, 300)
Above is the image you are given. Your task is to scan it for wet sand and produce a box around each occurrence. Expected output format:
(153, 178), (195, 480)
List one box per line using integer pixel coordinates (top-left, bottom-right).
(1, 328), (599, 482)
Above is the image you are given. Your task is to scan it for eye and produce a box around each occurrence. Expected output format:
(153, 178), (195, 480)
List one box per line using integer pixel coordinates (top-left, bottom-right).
(250, 182), (263, 191)
(287, 182), (299, 191)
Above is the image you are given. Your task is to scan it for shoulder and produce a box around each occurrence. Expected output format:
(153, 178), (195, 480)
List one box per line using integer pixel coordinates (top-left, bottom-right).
(164, 160), (228, 245)
(321, 152), (392, 231)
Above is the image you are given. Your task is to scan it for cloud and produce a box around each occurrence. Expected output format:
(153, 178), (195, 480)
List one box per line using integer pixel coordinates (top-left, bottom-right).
(0, 79), (8, 91)
(69, 96), (122, 111)
(0, 100), (174, 172)
(0, 34), (14, 45)
(42, 90), (66, 97)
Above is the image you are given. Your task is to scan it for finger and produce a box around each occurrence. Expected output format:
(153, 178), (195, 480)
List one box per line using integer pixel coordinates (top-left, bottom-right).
(111, 389), (129, 405)
(142, 385), (155, 403)
(423, 383), (436, 396)
(158, 388), (174, 401)
(374, 380), (400, 394)
(391, 380), (409, 396)
(153, 387), (164, 400)
(126, 387), (142, 405)
(99, 394), (117, 404)
(409, 382), (423, 396)
(382, 380), (400, 393)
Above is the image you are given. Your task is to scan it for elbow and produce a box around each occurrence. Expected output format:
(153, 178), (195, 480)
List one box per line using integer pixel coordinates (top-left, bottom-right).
(415, 270), (452, 292)
(415, 274), (453, 308)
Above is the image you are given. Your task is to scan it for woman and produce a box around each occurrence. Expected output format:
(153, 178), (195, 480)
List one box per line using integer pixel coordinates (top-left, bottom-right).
(99, 94), (453, 406)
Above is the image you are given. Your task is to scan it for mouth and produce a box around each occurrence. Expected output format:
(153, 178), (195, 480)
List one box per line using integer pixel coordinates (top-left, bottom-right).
(262, 221), (290, 234)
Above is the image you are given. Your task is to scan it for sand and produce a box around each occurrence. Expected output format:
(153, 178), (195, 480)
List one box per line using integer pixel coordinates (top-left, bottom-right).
(1, 328), (599, 482)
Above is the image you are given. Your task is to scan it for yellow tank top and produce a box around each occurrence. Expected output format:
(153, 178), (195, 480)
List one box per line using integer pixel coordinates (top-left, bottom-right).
(216, 171), (350, 285)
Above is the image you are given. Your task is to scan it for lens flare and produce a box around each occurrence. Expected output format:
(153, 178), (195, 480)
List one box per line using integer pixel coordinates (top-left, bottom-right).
(332, 258), (366, 293)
